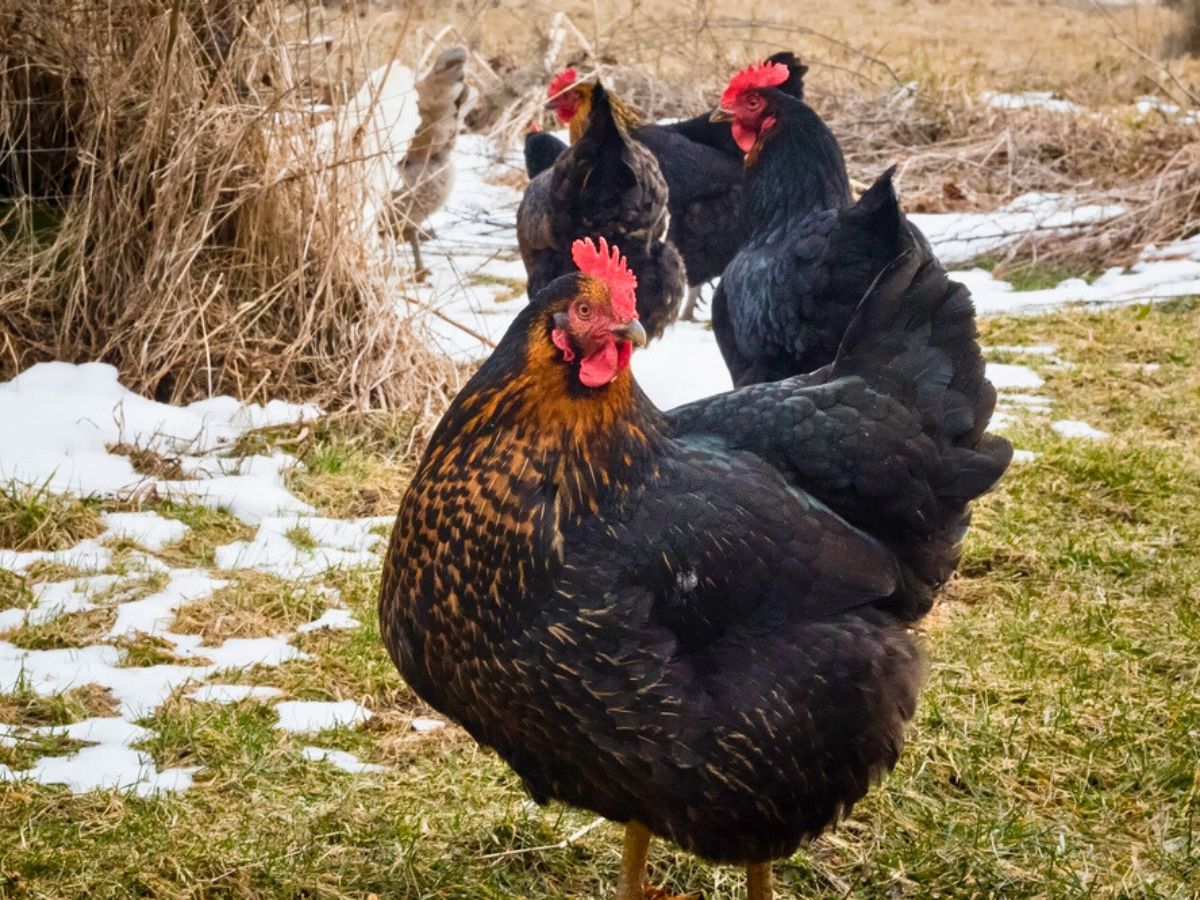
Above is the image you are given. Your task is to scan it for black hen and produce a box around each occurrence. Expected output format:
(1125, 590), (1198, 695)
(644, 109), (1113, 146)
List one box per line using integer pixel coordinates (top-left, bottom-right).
(661, 51), (808, 159)
(522, 128), (568, 179)
(543, 56), (808, 319)
(712, 66), (926, 386)
(517, 83), (685, 339)
(380, 215), (1011, 897)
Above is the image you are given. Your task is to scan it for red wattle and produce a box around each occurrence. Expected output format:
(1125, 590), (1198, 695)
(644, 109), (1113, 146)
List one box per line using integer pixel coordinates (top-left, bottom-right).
(579, 342), (620, 387)
(731, 121), (756, 154)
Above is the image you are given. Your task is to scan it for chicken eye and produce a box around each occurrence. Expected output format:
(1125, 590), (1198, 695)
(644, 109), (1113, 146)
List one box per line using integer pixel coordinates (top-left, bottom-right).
(746, 95), (761, 110)
(577, 302), (592, 319)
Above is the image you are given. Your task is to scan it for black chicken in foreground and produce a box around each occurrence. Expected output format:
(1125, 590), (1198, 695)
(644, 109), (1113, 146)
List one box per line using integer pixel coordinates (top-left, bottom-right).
(517, 83), (685, 340)
(711, 61), (927, 386)
(379, 230), (1011, 897)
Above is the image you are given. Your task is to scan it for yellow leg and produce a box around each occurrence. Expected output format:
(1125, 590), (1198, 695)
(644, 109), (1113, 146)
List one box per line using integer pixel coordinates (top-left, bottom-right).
(615, 821), (651, 900)
(746, 862), (773, 900)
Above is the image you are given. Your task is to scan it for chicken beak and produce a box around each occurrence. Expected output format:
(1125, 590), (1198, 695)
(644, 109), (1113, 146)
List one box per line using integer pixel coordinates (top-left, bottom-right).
(710, 107), (734, 124)
(612, 319), (647, 348)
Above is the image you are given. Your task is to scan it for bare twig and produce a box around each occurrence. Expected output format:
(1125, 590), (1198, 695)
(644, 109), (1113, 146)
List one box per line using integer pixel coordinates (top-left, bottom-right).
(478, 817), (606, 861)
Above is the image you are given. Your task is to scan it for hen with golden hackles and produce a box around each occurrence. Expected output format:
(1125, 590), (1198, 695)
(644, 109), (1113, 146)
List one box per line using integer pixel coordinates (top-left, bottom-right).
(380, 221), (1011, 896)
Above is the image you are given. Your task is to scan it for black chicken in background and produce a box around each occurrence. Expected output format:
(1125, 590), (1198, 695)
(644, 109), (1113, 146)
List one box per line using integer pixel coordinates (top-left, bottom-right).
(522, 121), (568, 179)
(517, 83), (685, 340)
(542, 53), (809, 321)
(711, 60), (929, 386)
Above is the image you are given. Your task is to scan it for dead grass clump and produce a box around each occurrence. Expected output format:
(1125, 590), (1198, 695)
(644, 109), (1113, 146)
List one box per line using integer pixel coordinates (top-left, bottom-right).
(0, 1), (457, 423)
(106, 444), (187, 481)
(171, 572), (328, 642)
(0, 606), (117, 650)
(0, 684), (118, 726)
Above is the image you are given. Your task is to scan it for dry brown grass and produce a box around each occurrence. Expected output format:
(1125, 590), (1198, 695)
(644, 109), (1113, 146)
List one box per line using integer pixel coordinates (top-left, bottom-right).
(0, 0), (458, 420)
(171, 571), (329, 642)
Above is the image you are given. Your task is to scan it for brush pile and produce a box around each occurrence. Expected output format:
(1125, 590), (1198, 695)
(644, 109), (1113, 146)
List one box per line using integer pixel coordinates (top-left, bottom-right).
(0, 0), (456, 412)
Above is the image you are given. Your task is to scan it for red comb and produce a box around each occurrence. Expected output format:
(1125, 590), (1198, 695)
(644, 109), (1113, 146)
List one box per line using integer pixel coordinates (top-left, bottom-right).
(720, 60), (789, 109)
(548, 68), (578, 99)
(571, 237), (638, 320)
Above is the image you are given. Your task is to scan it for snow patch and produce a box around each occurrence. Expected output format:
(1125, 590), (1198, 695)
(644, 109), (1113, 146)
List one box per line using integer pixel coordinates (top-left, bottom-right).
(297, 609), (359, 633)
(1052, 420), (1109, 441)
(0, 539), (112, 577)
(273, 700), (372, 734)
(912, 193), (1125, 266)
(0, 742), (197, 797)
(188, 683), (284, 704)
(107, 570), (224, 638)
(0, 362), (318, 524)
(986, 363), (1046, 391)
(100, 511), (190, 551)
(300, 745), (385, 774)
(983, 91), (1083, 114)
(411, 716), (447, 733)
(214, 515), (384, 579)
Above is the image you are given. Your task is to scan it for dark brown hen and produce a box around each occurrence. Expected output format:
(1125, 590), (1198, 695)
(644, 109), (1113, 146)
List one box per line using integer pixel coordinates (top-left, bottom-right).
(517, 83), (685, 340)
(379, 229), (1010, 898)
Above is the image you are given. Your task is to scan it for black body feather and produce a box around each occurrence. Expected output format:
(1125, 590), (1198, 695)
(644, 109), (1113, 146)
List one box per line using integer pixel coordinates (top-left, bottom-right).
(523, 130), (568, 179)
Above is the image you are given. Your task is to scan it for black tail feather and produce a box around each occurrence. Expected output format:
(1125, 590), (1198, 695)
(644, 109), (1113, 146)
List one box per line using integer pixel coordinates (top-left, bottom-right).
(831, 235), (1012, 619)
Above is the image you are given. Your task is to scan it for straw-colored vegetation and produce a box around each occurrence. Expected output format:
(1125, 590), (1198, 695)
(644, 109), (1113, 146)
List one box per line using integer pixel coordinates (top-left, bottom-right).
(0, 0), (456, 413)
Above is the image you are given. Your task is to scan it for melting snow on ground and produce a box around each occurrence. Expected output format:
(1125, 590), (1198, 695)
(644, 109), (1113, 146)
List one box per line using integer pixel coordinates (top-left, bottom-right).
(409, 131), (1200, 412)
(982, 91), (1084, 115)
(0, 361), (318, 523)
(274, 700), (372, 734)
(301, 745), (386, 774)
(1052, 420), (1110, 441)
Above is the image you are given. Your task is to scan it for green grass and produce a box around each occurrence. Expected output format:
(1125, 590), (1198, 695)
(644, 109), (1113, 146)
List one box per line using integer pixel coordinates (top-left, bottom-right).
(153, 503), (254, 569)
(0, 569), (32, 612)
(0, 480), (104, 552)
(284, 525), (318, 551)
(0, 302), (1197, 897)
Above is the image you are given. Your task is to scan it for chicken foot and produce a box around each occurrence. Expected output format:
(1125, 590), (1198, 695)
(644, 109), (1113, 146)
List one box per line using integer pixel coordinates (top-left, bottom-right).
(405, 229), (430, 282)
(746, 862), (773, 900)
(614, 821), (696, 900)
(615, 821), (651, 900)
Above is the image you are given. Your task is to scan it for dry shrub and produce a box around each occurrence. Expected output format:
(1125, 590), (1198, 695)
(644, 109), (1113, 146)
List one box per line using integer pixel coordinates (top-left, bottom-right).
(0, 0), (457, 419)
